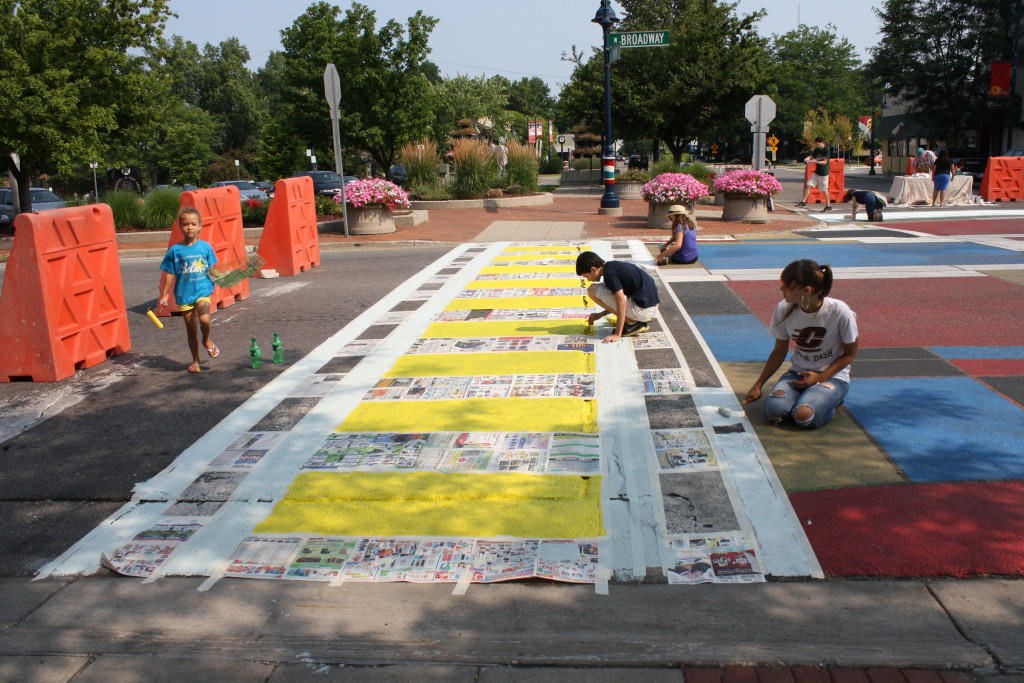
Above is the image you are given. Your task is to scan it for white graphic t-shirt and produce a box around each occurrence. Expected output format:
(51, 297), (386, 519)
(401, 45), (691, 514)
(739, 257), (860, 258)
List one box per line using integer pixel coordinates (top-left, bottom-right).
(769, 297), (858, 383)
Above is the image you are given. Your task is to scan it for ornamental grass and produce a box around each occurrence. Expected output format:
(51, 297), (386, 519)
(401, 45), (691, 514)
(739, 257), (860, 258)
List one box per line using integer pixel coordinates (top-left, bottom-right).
(400, 139), (440, 188)
(141, 187), (183, 230)
(640, 173), (711, 203)
(504, 140), (539, 194)
(712, 169), (783, 198)
(450, 138), (498, 200)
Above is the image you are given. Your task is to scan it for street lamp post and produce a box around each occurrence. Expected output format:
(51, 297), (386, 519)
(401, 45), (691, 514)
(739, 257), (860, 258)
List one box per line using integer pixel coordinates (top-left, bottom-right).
(89, 162), (99, 202)
(869, 91), (879, 176)
(592, 0), (621, 215)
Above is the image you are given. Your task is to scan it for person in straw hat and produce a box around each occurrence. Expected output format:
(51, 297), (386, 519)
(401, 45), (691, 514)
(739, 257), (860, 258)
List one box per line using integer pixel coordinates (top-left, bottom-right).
(656, 204), (699, 266)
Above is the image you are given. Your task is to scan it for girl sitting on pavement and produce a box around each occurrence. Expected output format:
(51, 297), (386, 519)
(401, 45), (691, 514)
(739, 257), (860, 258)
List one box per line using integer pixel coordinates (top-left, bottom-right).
(743, 259), (859, 429)
(656, 204), (699, 265)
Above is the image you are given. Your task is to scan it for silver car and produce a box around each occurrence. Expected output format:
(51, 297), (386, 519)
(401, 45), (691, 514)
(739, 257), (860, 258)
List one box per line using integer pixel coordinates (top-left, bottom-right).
(0, 187), (67, 226)
(209, 180), (267, 202)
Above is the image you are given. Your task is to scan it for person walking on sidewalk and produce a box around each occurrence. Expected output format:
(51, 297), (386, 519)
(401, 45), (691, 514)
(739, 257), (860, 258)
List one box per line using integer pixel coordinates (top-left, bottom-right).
(797, 137), (832, 212)
(743, 259), (859, 429)
(656, 204), (699, 265)
(158, 207), (222, 374)
(577, 251), (659, 343)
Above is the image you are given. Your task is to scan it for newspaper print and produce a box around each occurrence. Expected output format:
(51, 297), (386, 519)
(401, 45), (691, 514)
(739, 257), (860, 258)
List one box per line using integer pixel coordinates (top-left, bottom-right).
(651, 429), (717, 470)
(335, 340), (381, 357)
(362, 374), (595, 402)
(208, 432), (286, 469)
(373, 310), (412, 325)
(408, 336), (594, 354)
(456, 287), (585, 298)
(475, 272), (586, 281)
(631, 332), (674, 350)
(639, 369), (689, 394)
(535, 540), (600, 582)
(485, 308), (592, 321)
(287, 374), (346, 398)
(471, 540), (540, 583)
(286, 538), (358, 580)
(101, 518), (204, 578)
(225, 536), (303, 579)
(667, 534), (765, 584)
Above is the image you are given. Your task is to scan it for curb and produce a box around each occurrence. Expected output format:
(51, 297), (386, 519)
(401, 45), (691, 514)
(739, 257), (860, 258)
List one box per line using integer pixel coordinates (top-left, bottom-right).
(410, 192), (554, 210)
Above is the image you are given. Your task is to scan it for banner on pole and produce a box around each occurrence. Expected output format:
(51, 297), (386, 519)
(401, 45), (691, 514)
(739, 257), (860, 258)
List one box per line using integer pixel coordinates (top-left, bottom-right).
(991, 63), (1011, 97)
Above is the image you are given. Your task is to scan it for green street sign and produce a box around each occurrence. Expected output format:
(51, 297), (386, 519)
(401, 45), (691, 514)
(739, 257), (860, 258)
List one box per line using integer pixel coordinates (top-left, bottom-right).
(609, 31), (670, 48)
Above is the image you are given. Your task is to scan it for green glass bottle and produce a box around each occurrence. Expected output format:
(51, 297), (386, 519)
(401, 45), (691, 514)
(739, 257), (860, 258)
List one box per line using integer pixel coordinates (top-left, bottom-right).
(272, 332), (284, 363)
(250, 337), (262, 369)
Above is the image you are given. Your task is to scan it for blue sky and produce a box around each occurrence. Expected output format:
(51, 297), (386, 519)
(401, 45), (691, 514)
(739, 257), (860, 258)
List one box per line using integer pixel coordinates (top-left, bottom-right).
(163, 0), (882, 94)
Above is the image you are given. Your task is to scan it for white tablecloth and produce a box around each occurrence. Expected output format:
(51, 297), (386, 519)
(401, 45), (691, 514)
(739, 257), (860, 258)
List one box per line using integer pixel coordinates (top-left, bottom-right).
(887, 175), (974, 205)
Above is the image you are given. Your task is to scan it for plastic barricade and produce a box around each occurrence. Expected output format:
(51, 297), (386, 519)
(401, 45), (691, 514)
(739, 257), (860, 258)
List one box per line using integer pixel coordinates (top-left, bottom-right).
(803, 158), (845, 203)
(0, 204), (131, 382)
(157, 185), (250, 316)
(905, 158), (914, 176)
(256, 176), (320, 277)
(979, 157), (1024, 202)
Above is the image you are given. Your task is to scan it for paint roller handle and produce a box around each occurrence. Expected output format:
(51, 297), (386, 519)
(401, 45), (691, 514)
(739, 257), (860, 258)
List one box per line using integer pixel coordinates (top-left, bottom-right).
(147, 310), (165, 329)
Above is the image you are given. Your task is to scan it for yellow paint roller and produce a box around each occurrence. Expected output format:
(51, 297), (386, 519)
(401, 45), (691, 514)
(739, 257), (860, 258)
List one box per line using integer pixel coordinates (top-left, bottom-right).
(147, 310), (164, 329)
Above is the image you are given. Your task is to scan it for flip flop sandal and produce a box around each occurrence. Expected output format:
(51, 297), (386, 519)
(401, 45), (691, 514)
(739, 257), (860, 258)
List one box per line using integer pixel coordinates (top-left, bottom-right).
(188, 363), (201, 373)
(206, 345), (220, 358)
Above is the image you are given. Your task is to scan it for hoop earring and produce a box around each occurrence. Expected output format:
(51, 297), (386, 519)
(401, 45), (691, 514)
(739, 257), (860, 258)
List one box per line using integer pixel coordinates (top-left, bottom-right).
(800, 294), (809, 310)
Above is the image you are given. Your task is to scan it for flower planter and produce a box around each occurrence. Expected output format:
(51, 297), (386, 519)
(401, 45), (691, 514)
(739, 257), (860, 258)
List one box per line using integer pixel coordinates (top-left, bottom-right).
(347, 204), (396, 234)
(646, 200), (694, 229)
(721, 194), (769, 223)
(615, 180), (644, 200)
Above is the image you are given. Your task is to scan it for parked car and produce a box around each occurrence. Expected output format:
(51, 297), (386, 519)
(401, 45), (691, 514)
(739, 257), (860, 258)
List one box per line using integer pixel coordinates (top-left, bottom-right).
(150, 184), (197, 193)
(389, 164), (407, 186)
(252, 180), (275, 197)
(343, 176), (359, 186)
(209, 180), (266, 202)
(0, 187), (67, 226)
(942, 147), (987, 185)
(1004, 148), (1024, 156)
(292, 171), (343, 197)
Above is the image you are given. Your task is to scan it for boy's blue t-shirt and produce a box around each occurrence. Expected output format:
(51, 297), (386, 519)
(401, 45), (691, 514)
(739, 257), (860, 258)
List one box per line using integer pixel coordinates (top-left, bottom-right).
(160, 240), (217, 305)
(602, 260), (660, 309)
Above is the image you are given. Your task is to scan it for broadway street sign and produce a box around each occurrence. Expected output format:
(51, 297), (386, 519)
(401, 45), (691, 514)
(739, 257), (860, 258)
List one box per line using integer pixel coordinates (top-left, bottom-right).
(609, 31), (670, 48)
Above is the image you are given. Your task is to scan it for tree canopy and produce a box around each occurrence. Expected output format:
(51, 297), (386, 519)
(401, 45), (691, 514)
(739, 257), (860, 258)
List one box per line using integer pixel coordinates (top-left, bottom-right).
(0, 0), (173, 210)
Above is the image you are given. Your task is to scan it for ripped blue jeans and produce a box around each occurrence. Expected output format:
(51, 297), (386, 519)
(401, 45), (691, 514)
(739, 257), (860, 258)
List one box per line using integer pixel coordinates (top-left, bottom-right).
(763, 369), (849, 429)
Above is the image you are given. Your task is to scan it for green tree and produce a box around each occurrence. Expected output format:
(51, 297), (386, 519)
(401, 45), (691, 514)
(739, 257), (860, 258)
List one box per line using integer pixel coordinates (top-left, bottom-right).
(771, 25), (867, 146)
(866, 0), (1016, 145)
(508, 77), (555, 117)
(430, 74), (511, 143)
(559, 0), (773, 163)
(0, 0), (173, 212)
(279, 2), (438, 179)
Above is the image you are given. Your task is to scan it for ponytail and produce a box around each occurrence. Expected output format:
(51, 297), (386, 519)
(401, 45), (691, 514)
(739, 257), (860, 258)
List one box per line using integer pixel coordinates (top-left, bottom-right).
(779, 260), (833, 321)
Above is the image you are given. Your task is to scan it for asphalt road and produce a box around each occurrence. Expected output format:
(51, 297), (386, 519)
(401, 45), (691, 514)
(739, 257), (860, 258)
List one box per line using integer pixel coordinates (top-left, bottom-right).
(0, 245), (451, 576)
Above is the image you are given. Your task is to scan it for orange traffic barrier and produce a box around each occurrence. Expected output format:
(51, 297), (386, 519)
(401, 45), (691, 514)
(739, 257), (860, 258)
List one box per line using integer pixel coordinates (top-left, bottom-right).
(980, 157), (1024, 202)
(905, 158), (915, 176)
(157, 185), (250, 316)
(256, 176), (320, 277)
(803, 158), (845, 204)
(0, 204), (131, 382)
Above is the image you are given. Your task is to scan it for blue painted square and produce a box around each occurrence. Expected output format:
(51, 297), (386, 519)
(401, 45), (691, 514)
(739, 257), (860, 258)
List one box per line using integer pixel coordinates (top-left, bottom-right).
(928, 346), (1024, 359)
(844, 377), (1024, 482)
(691, 314), (770, 362)
(697, 242), (1024, 271)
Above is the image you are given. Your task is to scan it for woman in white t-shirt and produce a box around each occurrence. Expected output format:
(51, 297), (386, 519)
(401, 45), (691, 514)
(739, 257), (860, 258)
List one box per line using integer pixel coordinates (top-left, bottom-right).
(743, 259), (859, 429)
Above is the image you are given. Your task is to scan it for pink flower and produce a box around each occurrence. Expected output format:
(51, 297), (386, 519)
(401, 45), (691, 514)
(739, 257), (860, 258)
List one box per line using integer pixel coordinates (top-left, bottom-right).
(712, 169), (783, 197)
(640, 173), (711, 203)
(336, 178), (410, 210)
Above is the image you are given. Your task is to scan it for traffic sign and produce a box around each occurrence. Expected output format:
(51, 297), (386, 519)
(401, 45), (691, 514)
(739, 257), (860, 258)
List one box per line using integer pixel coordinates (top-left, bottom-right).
(745, 95), (776, 129)
(324, 63), (341, 119)
(768, 135), (779, 147)
(609, 31), (670, 48)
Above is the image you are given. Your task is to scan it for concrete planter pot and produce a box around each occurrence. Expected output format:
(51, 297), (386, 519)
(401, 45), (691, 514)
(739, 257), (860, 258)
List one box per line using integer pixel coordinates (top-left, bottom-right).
(645, 200), (695, 229)
(722, 194), (769, 223)
(347, 204), (397, 235)
(614, 180), (644, 200)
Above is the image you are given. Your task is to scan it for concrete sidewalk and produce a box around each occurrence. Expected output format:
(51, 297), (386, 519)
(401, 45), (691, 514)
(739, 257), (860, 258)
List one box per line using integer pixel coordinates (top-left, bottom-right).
(1, 575), (1021, 680)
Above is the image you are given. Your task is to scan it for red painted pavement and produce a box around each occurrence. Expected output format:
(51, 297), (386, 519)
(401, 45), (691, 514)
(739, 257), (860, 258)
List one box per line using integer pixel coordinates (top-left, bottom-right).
(730, 277), (1024, 348)
(949, 358), (1024, 377)
(790, 481), (1024, 577)
(894, 218), (1024, 236)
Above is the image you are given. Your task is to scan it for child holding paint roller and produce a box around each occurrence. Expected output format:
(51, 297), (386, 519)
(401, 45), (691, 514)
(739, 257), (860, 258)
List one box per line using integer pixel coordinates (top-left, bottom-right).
(158, 207), (221, 374)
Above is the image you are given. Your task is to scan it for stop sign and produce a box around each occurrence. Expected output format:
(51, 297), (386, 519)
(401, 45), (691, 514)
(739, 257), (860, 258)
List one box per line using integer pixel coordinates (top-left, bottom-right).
(745, 95), (776, 128)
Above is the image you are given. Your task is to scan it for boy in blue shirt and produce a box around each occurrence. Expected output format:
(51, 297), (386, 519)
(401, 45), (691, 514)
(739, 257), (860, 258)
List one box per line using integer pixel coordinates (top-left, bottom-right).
(158, 207), (221, 373)
(576, 251), (660, 343)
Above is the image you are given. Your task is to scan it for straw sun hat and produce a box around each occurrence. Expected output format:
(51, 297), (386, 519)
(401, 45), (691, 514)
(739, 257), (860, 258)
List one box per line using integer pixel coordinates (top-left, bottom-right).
(667, 204), (692, 216)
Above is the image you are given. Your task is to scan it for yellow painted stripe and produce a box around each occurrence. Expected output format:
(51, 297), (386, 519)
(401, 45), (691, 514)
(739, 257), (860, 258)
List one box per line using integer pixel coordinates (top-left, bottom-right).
(465, 279), (584, 289)
(446, 296), (593, 310)
(423, 320), (590, 338)
(491, 254), (578, 262)
(253, 472), (604, 538)
(502, 246), (590, 252)
(385, 351), (594, 377)
(480, 265), (577, 274)
(338, 397), (599, 434)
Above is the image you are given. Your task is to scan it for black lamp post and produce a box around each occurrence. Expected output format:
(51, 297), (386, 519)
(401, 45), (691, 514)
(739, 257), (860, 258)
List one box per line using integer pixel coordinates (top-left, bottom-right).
(592, 0), (620, 214)
(869, 91), (878, 176)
